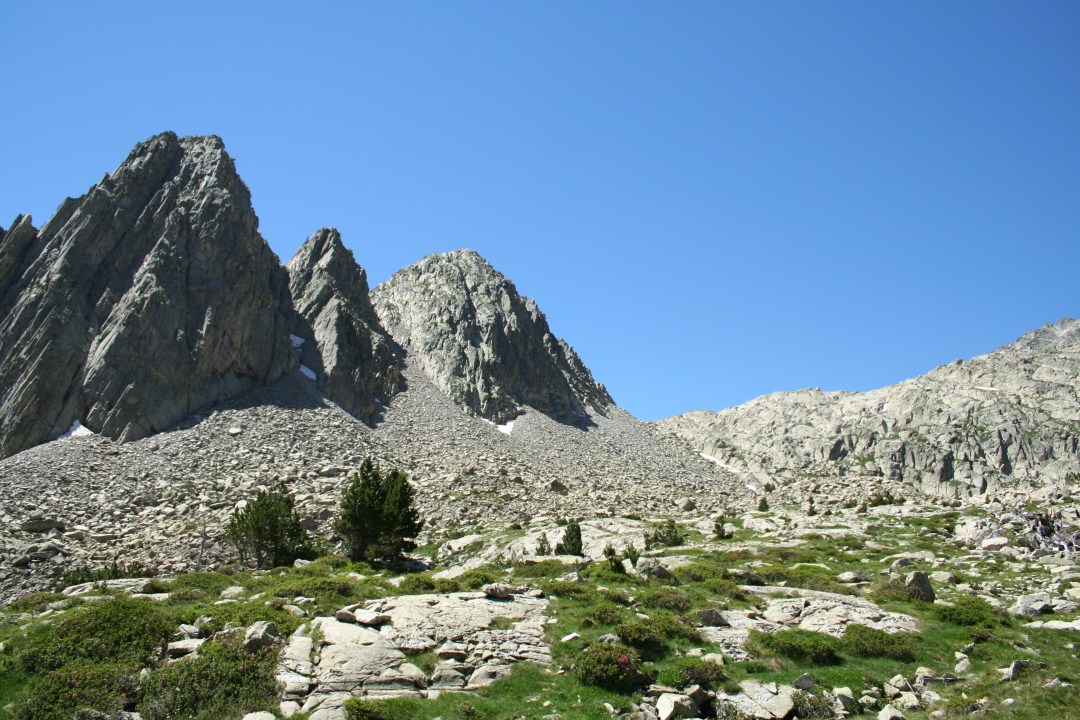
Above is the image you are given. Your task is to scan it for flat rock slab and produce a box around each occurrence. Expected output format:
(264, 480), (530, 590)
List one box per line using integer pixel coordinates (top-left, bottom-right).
(744, 585), (919, 636)
(368, 591), (548, 647)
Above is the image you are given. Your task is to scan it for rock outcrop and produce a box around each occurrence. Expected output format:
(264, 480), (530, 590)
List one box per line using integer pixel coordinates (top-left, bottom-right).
(0, 132), (296, 458)
(657, 318), (1080, 502)
(287, 228), (401, 423)
(372, 249), (612, 425)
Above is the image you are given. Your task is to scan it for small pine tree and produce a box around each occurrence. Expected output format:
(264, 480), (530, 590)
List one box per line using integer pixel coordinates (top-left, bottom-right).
(225, 482), (314, 569)
(536, 533), (552, 556)
(335, 458), (422, 563)
(555, 519), (583, 556)
(713, 515), (732, 540)
(623, 543), (641, 568)
(645, 519), (685, 549)
(757, 496), (770, 512)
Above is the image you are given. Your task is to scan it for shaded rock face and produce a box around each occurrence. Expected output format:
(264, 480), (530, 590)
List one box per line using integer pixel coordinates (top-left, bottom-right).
(372, 249), (612, 425)
(287, 228), (402, 423)
(0, 132), (296, 458)
(657, 318), (1080, 500)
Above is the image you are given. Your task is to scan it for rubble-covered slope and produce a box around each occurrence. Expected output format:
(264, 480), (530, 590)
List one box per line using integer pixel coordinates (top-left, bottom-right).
(656, 318), (1080, 505)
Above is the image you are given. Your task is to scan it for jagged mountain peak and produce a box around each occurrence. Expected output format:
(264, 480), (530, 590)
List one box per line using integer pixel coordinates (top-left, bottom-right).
(1010, 317), (1080, 352)
(286, 228), (401, 423)
(0, 131), (295, 458)
(372, 249), (612, 425)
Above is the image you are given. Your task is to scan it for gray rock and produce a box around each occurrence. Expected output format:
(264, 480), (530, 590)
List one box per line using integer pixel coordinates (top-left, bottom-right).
(636, 558), (675, 581)
(372, 249), (612, 425)
(0, 132), (297, 459)
(904, 572), (935, 602)
(287, 228), (402, 424)
(244, 620), (280, 651)
(656, 693), (696, 720)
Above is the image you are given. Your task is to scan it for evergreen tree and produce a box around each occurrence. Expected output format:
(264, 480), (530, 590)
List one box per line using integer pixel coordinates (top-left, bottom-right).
(555, 519), (583, 556)
(335, 458), (422, 562)
(224, 482), (313, 569)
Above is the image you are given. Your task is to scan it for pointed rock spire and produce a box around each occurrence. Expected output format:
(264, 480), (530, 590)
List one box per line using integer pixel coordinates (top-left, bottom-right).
(372, 249), (612, 425)
(287, 228), (401, 422)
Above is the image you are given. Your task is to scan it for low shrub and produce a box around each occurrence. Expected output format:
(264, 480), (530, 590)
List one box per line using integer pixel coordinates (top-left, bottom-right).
(645, 519), (685, 548)
(575, 643), (643, 692)
(512, 559), (567, 579)
(658, 656), (726, 689)
(542, 580), (593, 599)
(57, 555), (154, 590)
(703, 578), (748, 602)
(458, 567), (500, 590)
(16, 662), (137, 720)
(936, 597), (1008, 628)
(873, 578), (931, 604)
(345, 701), (391, 720)
(586, 604), (627, 625)
(614, 620), (668, 651)
(792, 690), (836, 718)
(18, 597), (175, 673)
(397, 574), (436, 595)
(598, 588), (633, 606)
(637, 587), (690, 612)
(138, 634), (278, 720)
(749, 629), (842, 665)
(844, 624), (918, 661)
(5, 592), (65, 613)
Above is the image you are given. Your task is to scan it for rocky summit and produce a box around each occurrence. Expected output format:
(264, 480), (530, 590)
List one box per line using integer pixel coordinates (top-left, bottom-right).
(656, 319), (1080, 510)
(372, 249), (613, 426)
(0, 132), (1078, 720)
(0, 132), (296, 459)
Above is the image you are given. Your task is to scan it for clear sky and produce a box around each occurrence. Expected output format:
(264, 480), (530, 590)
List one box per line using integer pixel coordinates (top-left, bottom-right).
(2, 3), (1077, 421)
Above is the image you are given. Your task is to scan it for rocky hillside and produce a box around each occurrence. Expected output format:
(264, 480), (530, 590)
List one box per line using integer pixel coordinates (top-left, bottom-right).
(372, 249), (612, 426)
(656, 319), (1080, 508)
(0, 133), (733, 600)
(0, 132), (297, 459)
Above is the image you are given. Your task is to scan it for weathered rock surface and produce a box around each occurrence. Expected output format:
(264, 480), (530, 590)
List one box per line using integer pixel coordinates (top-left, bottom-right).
(372, 249), (612, 425)
(657, 318), (1080, 503)
(286, 228), (401, 423)
(0, 132), (296, 458)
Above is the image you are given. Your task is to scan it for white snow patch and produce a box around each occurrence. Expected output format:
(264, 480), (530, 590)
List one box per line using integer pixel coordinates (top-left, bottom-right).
(57, 421), (94, 440)
(699, 452), (739, 473)
(290, 334), (305, 348)
(497, 420), (515, 436)
(299, 364), (317, 380)
(974, 386), (999, 392)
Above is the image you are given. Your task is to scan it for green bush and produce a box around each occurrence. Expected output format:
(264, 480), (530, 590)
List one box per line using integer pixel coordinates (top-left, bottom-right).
(936, 596), (1008, 628)
(658, 657), (726, 689)
(614, 620), (667, 651)
(792, 690), (836, 718)
(575, 643), (643, 692)
(18, 597), (175, 673)
(586, 604), (626, 625)
(458, 567), (500, 590)
(16, 662), (137, 720)
(598, 588), (633, 606)
(637, 587), (690, 612)
(555, 519), (584, 556)
(336, 458), (422, 562)
(873, 578), (931, 604)
(345, 701), (391, 720)
(513, 559), (567, 578)
(542, 580), (593, 599)
(397, 574), (437, 595)
(749, 629), (842, 665)
(138, 634), (278, 720)
(844, 623), (918, 661)
(224, 481), (315, 569)
(271, 575), (365, 604)
(58, 555), (155, 590)
(5, 591), (66, 613)
(645, 519), (685, 548)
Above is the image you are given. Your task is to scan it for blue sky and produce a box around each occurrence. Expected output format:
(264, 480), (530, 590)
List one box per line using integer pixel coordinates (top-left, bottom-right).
(2, 3), (1077, 421)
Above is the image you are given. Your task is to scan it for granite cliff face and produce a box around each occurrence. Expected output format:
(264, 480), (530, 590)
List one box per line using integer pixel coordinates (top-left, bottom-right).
(372, 250), (612, 425)
(287, 228), (402, 423)
(0, 133), (296, 458)
(656, 319), (1080, 504)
